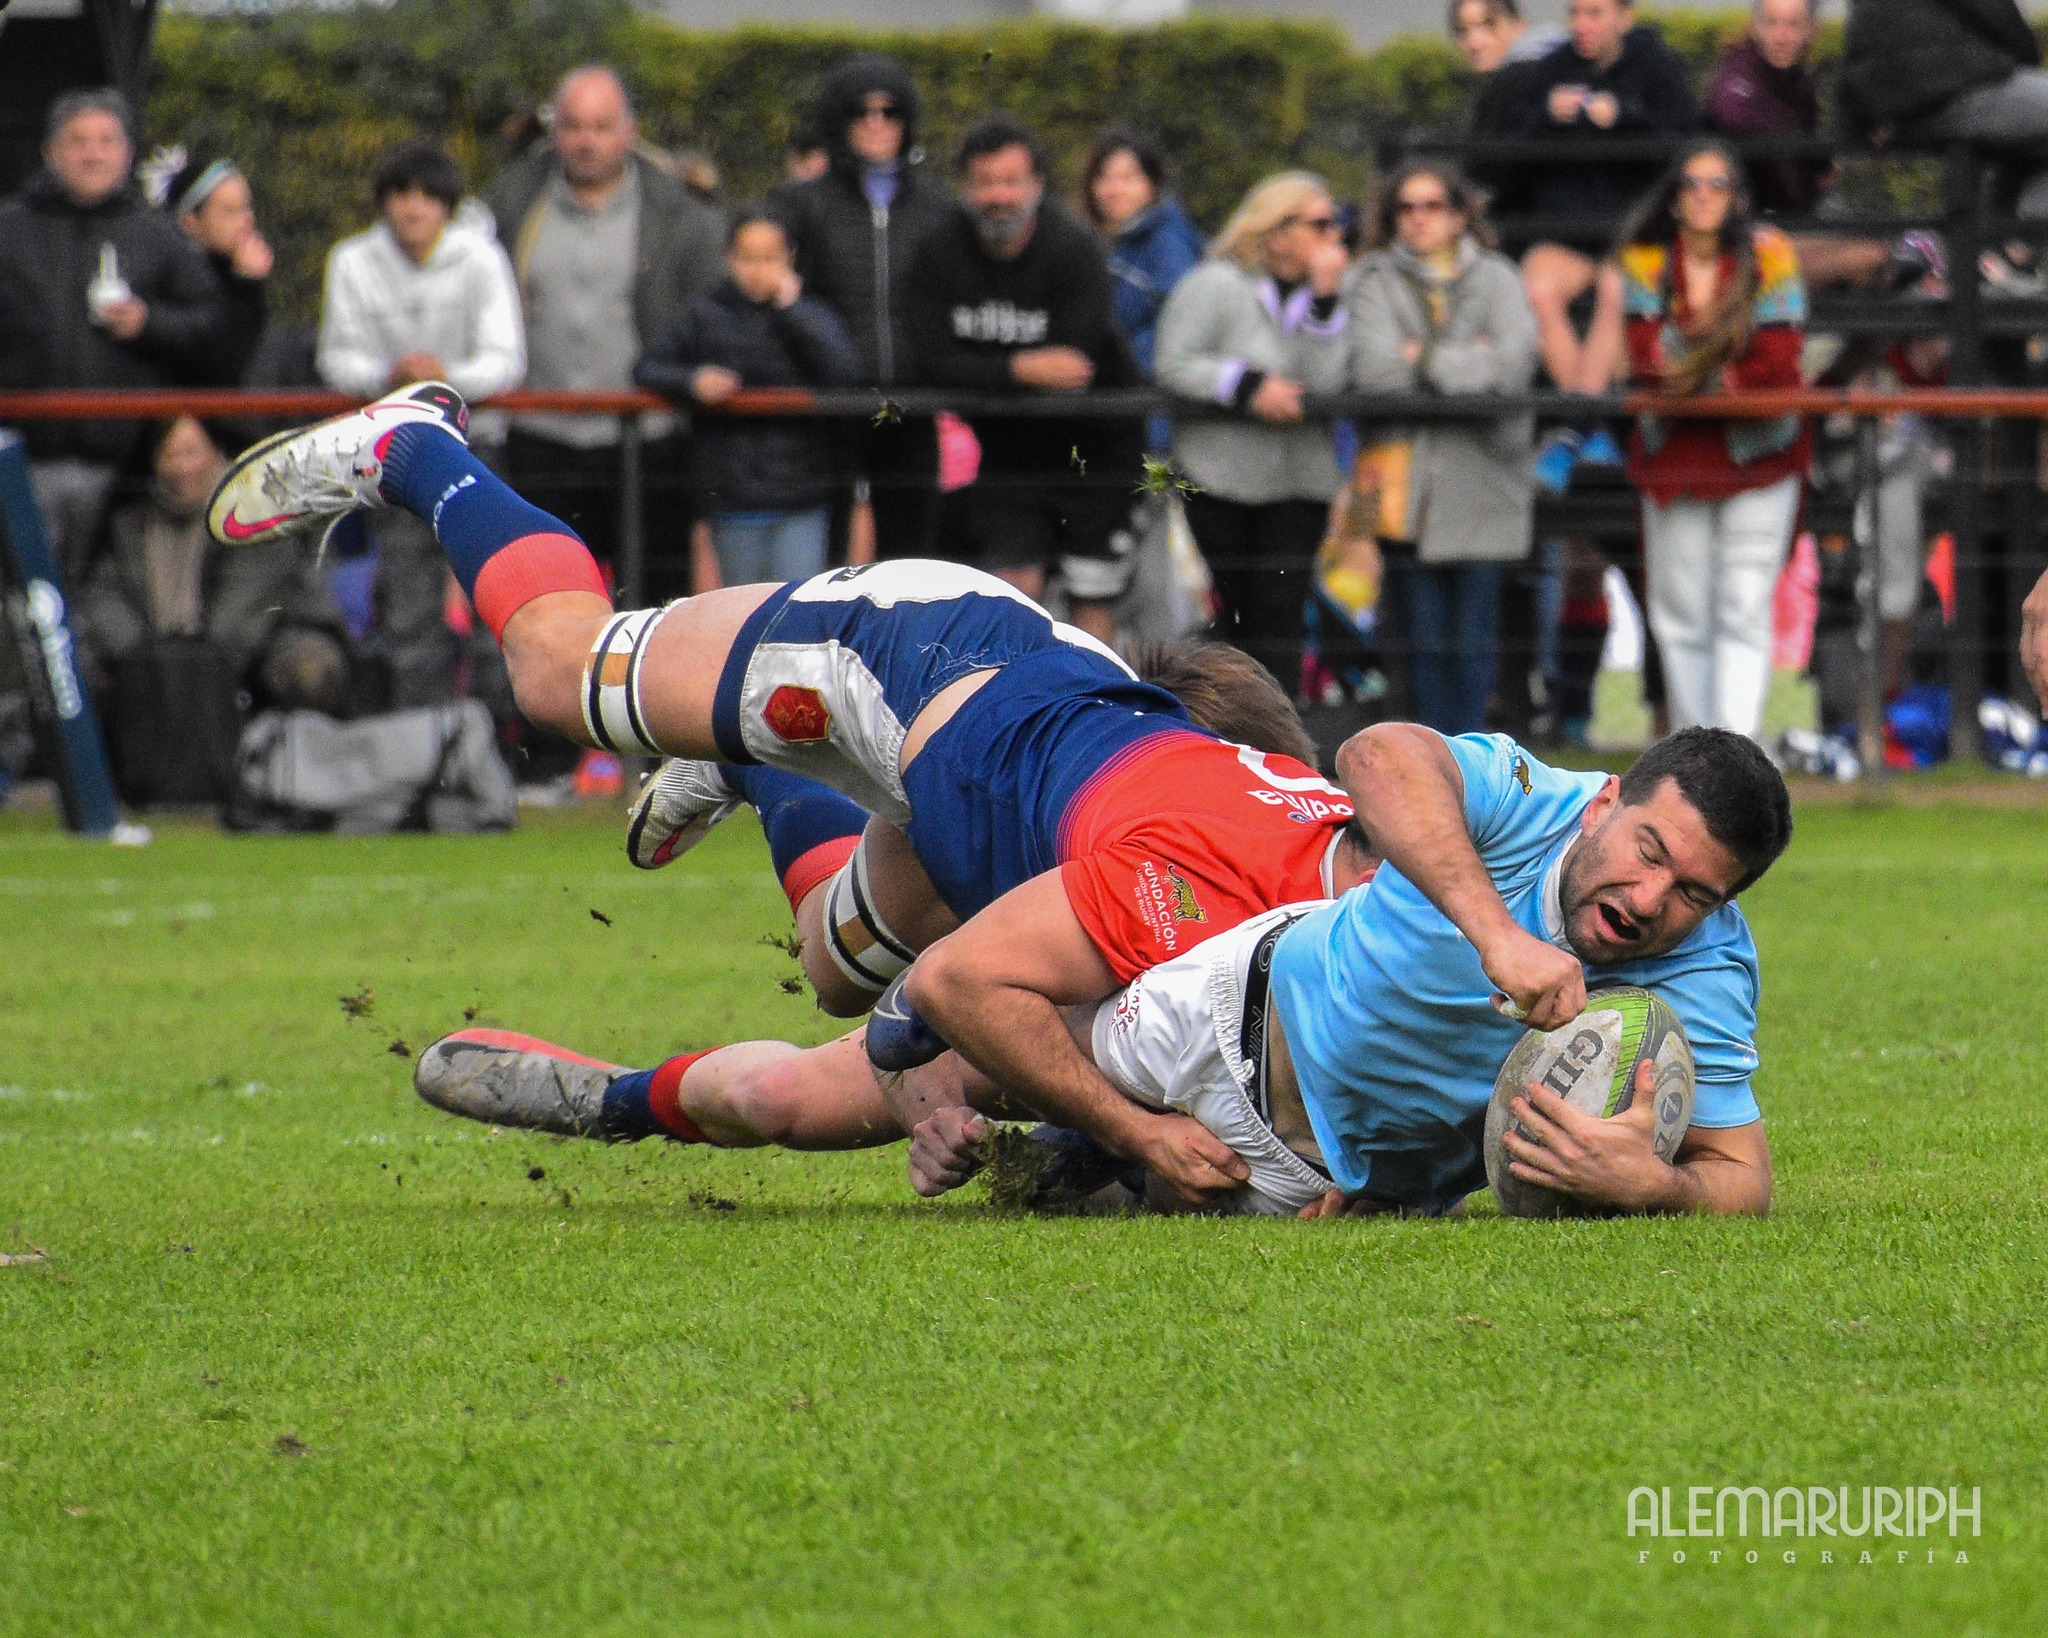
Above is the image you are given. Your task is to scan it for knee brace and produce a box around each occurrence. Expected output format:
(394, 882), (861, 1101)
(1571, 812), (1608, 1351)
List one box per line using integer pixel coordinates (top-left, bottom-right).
(580, 605), (669, 757)
(822, 838), (917, 997)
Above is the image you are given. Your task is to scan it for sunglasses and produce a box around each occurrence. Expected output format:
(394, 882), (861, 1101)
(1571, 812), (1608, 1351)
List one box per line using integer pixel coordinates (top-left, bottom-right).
(1680, 173), (1733, 193)
(1396, 196), (1453, 215)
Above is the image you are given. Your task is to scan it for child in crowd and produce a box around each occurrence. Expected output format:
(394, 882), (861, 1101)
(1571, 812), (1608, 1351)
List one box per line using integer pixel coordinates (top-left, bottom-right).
(635, 207), (861, 583)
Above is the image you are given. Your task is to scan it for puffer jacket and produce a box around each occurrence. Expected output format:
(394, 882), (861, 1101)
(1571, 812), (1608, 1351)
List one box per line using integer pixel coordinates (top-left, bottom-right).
(1154, 257), (1350, 505)
(772, 53), (955, 385)
(0, 174), (226, 463)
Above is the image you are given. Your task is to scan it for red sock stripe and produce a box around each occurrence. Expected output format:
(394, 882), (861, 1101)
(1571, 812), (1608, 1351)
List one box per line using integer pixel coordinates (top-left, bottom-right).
(647, 1049), (716, 1144)
(471, 532), (609, 640)
(781, 835), (861, 915)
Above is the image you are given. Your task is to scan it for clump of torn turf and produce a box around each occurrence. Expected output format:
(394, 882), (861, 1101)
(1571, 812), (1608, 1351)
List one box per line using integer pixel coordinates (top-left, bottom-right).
(979, 1125), (1055, 1214)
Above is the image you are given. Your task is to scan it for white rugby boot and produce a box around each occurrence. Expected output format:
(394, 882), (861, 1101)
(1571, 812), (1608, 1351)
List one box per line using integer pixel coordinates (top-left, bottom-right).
(206, 379), (469, 549)
(625, 758), (742, 870)
(414, 1029), (623, 1138)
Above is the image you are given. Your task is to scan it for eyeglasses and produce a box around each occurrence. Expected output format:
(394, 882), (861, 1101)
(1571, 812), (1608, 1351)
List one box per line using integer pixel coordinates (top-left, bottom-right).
(1679, 173), (1733, 193)
(1396, 197), (1452, 216)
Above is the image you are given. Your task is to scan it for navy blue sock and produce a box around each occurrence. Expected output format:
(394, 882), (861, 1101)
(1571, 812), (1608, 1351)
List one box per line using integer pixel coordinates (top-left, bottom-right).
(725, 763), (865, 911)
(599, 1052), (712, 1142)
(375, 423), (604, 631)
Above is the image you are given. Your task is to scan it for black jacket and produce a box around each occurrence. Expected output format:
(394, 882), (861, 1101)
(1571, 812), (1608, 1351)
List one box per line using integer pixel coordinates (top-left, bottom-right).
(0, 175), (227, 463)
(195, 251), (269, 387)
(905, 202), (1143, 477)
(635, 278), (862, 513)
(774, 54), (955, 385)
(1506, 27), (1701, 237)
(483, 147), (724, 355)
(1842, 0), (2038, 128)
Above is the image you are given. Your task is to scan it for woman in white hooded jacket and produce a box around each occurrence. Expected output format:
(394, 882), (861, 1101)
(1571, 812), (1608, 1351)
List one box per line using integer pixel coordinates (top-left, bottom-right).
(316, 140), (524, 404)
(315, 140), (524, 708)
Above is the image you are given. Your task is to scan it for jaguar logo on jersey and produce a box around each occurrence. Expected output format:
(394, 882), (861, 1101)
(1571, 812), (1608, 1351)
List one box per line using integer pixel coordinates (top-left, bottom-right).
(763, 685), (831, 743)
(1166, 865), (1206, 924)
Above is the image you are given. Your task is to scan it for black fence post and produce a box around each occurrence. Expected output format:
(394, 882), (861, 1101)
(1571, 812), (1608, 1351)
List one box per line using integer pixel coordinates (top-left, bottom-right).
(1852, 414), (1887, 792)
(1943, 144), (1986, 761)
(618, 412), (646, 611)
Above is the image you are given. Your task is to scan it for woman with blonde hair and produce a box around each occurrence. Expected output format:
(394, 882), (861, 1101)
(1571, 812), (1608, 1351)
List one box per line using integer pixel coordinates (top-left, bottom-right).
(1154, 170), (1351, 691)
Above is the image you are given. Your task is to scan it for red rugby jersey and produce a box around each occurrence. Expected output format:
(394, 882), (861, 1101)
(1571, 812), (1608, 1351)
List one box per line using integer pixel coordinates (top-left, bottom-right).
(1058, 735), (1357, 982)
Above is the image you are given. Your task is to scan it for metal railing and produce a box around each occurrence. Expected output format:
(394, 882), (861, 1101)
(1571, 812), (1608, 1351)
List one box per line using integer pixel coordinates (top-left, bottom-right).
(5, 381), (2046, 785)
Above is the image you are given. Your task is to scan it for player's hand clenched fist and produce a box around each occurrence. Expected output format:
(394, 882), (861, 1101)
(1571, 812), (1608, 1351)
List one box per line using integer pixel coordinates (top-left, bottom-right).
(1481, 927), (1586, 1031)
(908, 1105), (987, 1197)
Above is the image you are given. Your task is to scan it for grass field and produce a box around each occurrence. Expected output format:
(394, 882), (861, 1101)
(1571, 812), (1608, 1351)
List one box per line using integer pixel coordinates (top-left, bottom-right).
(2, 798), (2044, 1636)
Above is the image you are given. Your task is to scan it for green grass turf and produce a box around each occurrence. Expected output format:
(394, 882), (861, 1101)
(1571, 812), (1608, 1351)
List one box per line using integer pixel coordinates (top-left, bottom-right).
(1, 801), (2042, 1636)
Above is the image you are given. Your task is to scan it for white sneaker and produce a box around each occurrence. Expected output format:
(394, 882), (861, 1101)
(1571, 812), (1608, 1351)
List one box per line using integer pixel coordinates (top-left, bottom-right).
(625, 758), (741, 870)
(206, 380), (469, 549)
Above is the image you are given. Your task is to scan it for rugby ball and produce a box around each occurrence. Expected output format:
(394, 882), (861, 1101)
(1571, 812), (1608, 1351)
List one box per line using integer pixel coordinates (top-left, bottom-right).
(1482, 986), (1694, 1219)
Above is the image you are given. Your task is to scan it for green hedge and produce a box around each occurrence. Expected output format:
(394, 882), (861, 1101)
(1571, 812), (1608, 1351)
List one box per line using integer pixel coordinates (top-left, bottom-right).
(151, 4), (1855, 326)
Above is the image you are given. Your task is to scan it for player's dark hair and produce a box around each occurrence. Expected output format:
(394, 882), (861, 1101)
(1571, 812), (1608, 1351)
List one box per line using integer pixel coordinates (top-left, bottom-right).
(372, 140), (463, 210)
(955, 113), (1045, 178)
(1130, 640), (1321, 768)
(1617, 727), (1792, 893)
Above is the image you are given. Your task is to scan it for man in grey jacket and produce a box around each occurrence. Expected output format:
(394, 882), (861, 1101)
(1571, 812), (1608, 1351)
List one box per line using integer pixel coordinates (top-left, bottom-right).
(483, 65), (723, 578)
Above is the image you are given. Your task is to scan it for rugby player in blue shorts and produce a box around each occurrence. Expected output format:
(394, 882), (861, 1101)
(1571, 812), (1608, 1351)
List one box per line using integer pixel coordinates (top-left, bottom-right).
(208, 384), (1374, 1201)
(398, 718), (1787, 1219)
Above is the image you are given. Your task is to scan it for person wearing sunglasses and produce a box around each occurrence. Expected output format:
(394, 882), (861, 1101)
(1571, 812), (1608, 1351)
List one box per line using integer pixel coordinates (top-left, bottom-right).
(1615, 139), (1809, 744)
(775, 54), (956, 561)
(1154, 173), (1353, 693)
(1349, 162), (1540, 737)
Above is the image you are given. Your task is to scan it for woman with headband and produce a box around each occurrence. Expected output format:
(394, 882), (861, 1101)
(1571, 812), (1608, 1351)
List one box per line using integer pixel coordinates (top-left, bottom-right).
(152, 148), (274, 385)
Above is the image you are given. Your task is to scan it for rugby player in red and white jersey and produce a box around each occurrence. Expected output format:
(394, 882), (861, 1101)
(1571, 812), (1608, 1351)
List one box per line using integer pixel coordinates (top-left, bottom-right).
(208, 384), (1372, 1200)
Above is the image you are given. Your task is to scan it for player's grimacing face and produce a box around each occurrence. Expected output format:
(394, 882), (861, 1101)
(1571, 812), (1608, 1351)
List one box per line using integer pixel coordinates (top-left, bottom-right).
(1559, 776), (1745, 964)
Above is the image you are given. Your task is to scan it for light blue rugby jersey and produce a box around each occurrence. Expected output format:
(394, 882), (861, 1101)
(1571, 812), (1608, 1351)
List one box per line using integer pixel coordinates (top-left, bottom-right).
(1269, 733), (1764, 1212)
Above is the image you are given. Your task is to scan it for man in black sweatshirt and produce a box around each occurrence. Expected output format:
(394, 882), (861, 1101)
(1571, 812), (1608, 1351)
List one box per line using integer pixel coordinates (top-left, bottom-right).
(1506, 0), (1697, 395)
(905, 114), (1145, 643)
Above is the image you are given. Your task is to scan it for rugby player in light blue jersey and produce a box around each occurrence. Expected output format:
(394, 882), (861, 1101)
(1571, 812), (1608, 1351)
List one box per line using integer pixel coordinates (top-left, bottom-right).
(1039, 721), (1789, 1217)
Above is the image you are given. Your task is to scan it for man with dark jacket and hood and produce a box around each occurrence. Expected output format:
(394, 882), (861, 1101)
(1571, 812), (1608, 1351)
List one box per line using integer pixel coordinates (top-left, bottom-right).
(0, 89), (225, 584)
(483, 64), (723, 578)
(1845, 0), (2048, 249)
(775, 53), (956, 559)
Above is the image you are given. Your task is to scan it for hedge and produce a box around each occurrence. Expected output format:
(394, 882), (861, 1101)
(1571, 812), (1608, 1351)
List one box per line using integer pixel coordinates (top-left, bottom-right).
(149, 4), (1867, 325)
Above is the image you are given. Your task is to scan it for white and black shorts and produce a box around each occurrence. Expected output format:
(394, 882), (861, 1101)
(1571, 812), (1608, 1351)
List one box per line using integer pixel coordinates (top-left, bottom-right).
(1089, 903), (1336, 1216)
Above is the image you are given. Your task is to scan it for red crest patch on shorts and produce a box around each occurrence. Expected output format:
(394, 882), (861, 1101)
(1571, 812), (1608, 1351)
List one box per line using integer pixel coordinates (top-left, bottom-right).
(763, 685), (832, 743)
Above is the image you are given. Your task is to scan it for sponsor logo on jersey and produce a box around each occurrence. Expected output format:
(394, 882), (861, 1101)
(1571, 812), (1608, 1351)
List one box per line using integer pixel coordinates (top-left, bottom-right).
(1246, 787), (1354, 825)
(1112, 984), (1141, 1036)
(763, 685), (831, 743)
(1513, 754), (1533, 794)
(950, 300), (1050, 346)
(1166, 864), (1206, 924)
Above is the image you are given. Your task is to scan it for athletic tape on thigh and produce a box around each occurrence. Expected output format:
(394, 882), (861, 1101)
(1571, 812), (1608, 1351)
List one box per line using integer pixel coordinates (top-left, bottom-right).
(822, 839), (917, 995)
(580, 606), (667, 756)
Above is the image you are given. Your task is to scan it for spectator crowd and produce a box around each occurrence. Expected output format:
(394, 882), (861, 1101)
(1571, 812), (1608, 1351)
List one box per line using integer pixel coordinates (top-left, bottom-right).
(3, 0), (2034, 808)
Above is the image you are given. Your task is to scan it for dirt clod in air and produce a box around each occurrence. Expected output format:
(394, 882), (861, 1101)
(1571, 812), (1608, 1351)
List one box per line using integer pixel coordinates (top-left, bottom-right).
(273, 1434), (308, 1457)
(339, 986), (375, 1021)
(980, 1126), (1054, 1214)
(589, 908), (613, 927)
